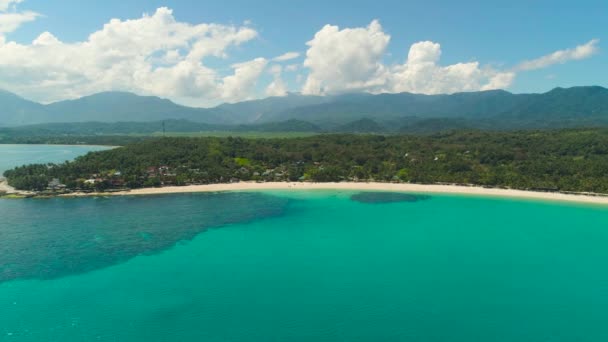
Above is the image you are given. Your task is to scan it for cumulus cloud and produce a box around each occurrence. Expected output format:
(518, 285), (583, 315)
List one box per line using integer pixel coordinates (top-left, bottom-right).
(302, 21), (517, 95)
(220, 58), (268, 102)
(515, 39), (599, 71)
(0, 7), (264, 105)
(0, 0), (23, 11)
(0, 5), (601, 107)
(387, 41), (516, 94)
(265, 65), (288, 97)
(302, 21), (601, 96)
(272, 52), (300, 62)
(302, 20), (389, 95)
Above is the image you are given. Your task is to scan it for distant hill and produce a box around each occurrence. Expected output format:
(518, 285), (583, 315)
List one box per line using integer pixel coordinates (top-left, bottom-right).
(1, 86), (608, 132)
(0, 92), (230, 126)
(0, 90), (47, 126)
(498, 86), (608, 123)
(0, 91), (328, 126)
(0, 119), (322, 138)
(268, 90), (524, 125)
(333, 118), (385, 133)
(275, 87), (608, 128)
(216, 93), (329, 123)
(0, 120), (217, 136)
(44, 92), (232, 125)
(240, 119), (322, 132)
(399, 118), (477, 134)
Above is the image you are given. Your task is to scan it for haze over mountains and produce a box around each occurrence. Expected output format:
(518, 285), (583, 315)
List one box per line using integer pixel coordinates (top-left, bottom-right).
(1, 86), (608, 133)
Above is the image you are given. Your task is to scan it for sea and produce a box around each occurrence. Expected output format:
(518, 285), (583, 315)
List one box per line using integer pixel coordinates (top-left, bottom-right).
(0, 144), (111, 176)
(1, 145), (608, 341)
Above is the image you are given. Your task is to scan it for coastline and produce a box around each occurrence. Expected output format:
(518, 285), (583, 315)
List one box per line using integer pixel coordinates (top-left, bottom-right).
(56, 182), (608, 205)
(0, 179), (17, 194)
(0, 143), (120, 148)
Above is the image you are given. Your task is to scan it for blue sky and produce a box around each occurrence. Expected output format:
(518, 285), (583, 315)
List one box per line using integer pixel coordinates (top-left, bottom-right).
(0, 0), (605, 106)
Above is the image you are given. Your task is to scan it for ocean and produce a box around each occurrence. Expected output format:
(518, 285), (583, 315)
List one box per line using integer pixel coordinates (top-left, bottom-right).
(1, 145), (608, 341)
(0, 144), (112, 176)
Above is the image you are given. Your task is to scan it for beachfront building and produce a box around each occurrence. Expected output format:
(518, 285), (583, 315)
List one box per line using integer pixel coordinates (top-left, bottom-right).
(48, 178), (67, 191)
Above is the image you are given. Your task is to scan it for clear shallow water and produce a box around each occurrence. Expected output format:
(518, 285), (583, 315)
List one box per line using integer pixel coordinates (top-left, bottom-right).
(0, 144), (111, 175)
(2, 146), (608, 341)
(0, 193), (288, 283)
(2, 190), (608, 341)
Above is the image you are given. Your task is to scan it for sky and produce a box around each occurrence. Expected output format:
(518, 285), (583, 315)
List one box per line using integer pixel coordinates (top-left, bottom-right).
(0, 0), (605, 107)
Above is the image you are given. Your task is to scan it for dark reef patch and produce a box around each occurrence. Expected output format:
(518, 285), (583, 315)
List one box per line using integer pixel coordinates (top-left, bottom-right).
(0, 192), (289, 284)
(350, 192), (431, 204)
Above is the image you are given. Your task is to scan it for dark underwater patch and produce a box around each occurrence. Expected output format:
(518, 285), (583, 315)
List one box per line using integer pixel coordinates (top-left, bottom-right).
(350, 192), (431, 204)
(0, 192), (289, 284)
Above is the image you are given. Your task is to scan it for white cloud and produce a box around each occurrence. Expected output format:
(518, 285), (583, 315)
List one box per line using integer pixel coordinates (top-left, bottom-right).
(407, 41), (441, 64)
(481, 72), (516, 91)
(220, 58), (268, 102)
(0, 7), (263, 105)
(268, 64), (282, 75)
(265, 64), (288, 97)
(0, 0), (23, 12)
(0, 5), (601, 107)
(302, 21), (601, 96)
(302, 21), (516, 95)
(0, 10), (37, 34)
(387, 41), (515, 94)
(516, 39), (599, 71)
(0, 0), (38, 35)
(285, 64), (299, 72)
(272, 52), (300, 62)
(302, 20), (390, 95)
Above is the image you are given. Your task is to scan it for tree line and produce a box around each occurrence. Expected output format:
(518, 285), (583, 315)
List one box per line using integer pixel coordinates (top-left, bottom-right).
(5, 129), (608, 194)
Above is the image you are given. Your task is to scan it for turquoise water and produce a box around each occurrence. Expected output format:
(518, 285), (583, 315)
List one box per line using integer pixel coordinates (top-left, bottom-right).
(0, 144), (111, 175)
(2, 145), (608, 341)
(2, 190), (608, 341)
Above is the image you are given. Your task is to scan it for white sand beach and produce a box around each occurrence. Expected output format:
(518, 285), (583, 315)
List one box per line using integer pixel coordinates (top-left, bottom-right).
(60, 182), (608, 205)
(0, 180), (16, 194)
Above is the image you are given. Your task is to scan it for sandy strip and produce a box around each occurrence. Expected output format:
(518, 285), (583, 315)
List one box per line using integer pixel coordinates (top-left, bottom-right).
(0, 180), (15, 193)
(60, 182), (608, 205)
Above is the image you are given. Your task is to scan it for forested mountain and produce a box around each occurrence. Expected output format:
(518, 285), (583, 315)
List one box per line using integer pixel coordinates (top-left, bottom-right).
(0, 91), (328, 126)
(0, 90), (47, 126)
(216, 93), (329, 123)
(0, 92), (226, 126)
(270, 90), (521, 124)
(44, 92), (230, 124)
(274, 87), (608, 128)
(499, 86), (608, 121)
(1, 86), (608, 130)
(334, 118), (386, 133)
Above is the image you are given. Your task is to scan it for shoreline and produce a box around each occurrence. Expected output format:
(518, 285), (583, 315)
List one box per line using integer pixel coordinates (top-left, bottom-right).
(55, 182), (608, 205)
(0, 180), (17, 195)
(0, 143), (120, 148)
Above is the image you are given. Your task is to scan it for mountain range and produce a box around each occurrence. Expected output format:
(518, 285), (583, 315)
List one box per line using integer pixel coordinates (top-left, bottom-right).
(1, 86), (608, 132)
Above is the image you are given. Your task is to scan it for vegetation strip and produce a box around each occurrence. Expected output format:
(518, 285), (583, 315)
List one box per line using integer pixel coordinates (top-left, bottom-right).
(4, 129), (608, 197)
